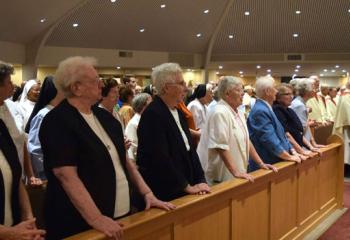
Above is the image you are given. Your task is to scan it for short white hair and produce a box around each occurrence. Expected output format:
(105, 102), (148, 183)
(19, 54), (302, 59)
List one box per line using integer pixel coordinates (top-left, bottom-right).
(217, 76), (242, 99)
(294, 78), (314, 97)
(255, 75), (275, 98)
(55, 56), (97, 97)
(151, 63), (182, 95)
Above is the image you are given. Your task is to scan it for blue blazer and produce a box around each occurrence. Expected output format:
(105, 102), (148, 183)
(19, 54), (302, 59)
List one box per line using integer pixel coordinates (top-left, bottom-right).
(247, 99), (292, 172)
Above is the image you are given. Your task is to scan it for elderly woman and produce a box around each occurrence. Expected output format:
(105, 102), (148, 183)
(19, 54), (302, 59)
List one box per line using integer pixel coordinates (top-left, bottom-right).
(137, 63), (210, 201)
(26, 76), (64, 180)
(39, 57), (174, 240)
(290, 78), (324, 149)
(119, 86), (135, 126)
(18, 79), (41, 128)
(273, 84), (315, 160)
(0, 61), (45, 240)
(125, 93), (152, 161)
(187, 83), (213, 130)
(99, 78), (124, 131)
(200, 76), (277, 184)
(247, 76), (301, 172)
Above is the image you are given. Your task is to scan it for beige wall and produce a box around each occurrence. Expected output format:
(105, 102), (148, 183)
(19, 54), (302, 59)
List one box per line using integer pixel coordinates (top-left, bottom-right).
(12, 66), (23, 85)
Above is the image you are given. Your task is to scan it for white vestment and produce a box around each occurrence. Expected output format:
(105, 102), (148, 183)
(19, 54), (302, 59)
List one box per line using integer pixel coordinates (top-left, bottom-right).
(326, 96), (338, 121)
(306, 94), (330, 123)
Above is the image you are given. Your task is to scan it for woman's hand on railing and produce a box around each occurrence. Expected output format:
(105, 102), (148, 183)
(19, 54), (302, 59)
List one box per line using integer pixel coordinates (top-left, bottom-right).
(90, 215), (124, 240)
(184, 183), (211, 195)
(233, 172), (254, 182)
(259, 163), (278, 172)
(144, 192), (176, 211)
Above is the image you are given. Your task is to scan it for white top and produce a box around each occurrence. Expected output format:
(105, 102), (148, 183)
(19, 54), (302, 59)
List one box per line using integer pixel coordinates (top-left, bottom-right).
(169, 108), (190, 151)
(98, 104), (125, 133)
(125, 113), (141, 161)
(0, 100), (25, 169)
(187, 98), (207, 130)
(199, 100), (249, 184)
(0, 150), (13, 226)
(80, 112), (130, 217)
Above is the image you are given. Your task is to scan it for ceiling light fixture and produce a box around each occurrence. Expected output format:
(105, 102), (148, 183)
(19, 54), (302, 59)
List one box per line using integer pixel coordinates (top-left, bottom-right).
(196, 33), (202, 37)
(216, 71), (220, 75)
(204, 9), (209, 14)
(323, 69), (328, 72)
(320, 73), (324, 77)
(40, 18), (46, 23)
(160, 4), (166, 8)
(111, 0), (116, 2)
(267, 69), (271, 73)
(296, 65), (301, 69)
(139, 28), (145, 32)
(335, 65), (340, 68)
(244, 11), (250, 16)
(267, 74), (272, 77)
(348, 9), (350, 13)
(295, 69), (299, 72)
(72, 23), (79, 27)
(256, 65), (261, 69)
(331, 69), (336, 73)
(293, 33), (299, 38)
(295, 10), (301, 14)
(240, 75), (244, 77)
(219, 65), (223, 69)
(116, 66), (121, 69)
(342, 69), (347, 73)
(229, 34), (234, 39)
(239, 71), (243, 74)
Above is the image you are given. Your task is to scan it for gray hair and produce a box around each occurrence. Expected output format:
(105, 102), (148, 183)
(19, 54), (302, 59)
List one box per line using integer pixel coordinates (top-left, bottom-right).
(255, 75), (275, 98)
(151, 63), (182, 95)
(294, 78), (314, 97)
(217, 76), (242, 99)
(132, 93), (151, 113)
(55, 56), (97, 97)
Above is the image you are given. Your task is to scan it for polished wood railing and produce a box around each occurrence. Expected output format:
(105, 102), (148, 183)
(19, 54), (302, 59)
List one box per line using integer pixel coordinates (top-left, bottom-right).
(66, 136), (344, 240)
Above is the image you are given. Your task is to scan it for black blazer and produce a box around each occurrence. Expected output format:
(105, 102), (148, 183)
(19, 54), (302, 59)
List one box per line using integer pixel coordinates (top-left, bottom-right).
(39, 99), (130, 239)
(137, 96), (206, 201)
(272, 103), (308, 149)
(0, 119), (21, 225)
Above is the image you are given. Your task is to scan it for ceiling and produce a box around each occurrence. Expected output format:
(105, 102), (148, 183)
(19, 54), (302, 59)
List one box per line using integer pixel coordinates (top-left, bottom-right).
(0, 0), (350, 77)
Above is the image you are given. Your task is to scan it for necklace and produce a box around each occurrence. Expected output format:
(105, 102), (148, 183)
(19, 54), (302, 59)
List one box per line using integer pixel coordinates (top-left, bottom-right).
(92, 115), (111, 151)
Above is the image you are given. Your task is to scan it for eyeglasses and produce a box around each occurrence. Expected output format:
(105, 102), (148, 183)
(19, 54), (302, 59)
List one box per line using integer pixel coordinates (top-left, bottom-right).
(279, 92), (293, 96)
(168, 80), (186, 87)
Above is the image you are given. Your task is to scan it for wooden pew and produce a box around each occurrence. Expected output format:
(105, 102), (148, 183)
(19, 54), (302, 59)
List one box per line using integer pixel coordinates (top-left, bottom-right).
(66, 136), (344, 240)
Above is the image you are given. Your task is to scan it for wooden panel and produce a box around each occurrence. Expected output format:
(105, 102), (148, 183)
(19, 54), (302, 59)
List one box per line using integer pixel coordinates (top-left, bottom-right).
(174, 201), (230, 240)
(319, 150), (337, 208)
(298, 163), (319, 225)
(127, 225), (172, 240)
(231, 184), (269, 240)
(270, 171), (297, 240)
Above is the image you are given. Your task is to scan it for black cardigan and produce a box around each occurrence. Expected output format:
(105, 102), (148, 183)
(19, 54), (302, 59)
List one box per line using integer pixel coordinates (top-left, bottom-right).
(0, 119), (22, 225)
(137, 96), (206, 201)
(39, 99), (130, 239)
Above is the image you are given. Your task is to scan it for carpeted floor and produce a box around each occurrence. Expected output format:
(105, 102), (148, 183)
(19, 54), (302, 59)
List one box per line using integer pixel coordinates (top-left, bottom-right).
(318, 181), (350, 240)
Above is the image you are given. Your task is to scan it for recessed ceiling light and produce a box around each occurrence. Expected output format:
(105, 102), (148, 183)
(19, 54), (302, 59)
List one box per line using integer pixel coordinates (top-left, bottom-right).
(111, 0), (116, 2)
(295, 10), (301, 14)
(348, 9), (350, 13)
(239, 71), (243, 74)
(204, 9), (209, 14)
(216, 71), (220, 75)
(323, 69), (328, 72)
(72, 23), (79, 27)
(187, 69), (192, 71)
(331, 69), (336, 73)
(293, 33), (299, 38)
(296, 65), (301, 69)
(139, 28), (145, 32)
(40, 18), (46, 23)
(160, 4), (166, 8)
(229, 34), (234, 39)
(267, 74), (272, 77)
(116, 66), (121, 69)
(240, 75), (244, 77)
(196, 33), (202, 37)
(335, 65), (340, 68)
(320, 73), (324, 77)
(219, 65), (223, 69)
(244, 11), (250, 16)
(256, 65), (261, 69)
(295, 69), (299, 72)
(267, 69), (271, 73)
(342, 69), (347, 73)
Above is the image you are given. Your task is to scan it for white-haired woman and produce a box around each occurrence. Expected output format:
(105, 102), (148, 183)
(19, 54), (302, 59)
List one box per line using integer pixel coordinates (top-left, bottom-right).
(247, 76), (301, 172)
(39, 56), (174, 240)
(125, 93), (152, 161)
(199, 76), (277, 185)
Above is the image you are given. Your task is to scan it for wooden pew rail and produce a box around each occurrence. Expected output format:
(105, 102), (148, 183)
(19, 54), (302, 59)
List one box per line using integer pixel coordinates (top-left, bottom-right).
(66, 136), (344, 240)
